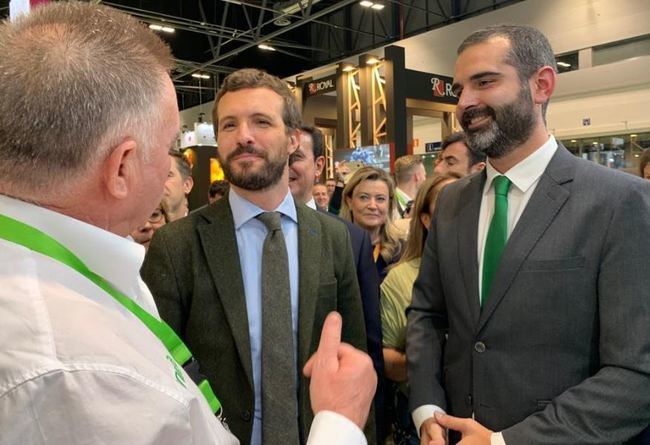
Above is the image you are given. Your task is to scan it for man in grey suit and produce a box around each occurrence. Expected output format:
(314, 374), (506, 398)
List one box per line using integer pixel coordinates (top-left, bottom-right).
(142, 69), (371, 445)
(406, 25), (650, 445)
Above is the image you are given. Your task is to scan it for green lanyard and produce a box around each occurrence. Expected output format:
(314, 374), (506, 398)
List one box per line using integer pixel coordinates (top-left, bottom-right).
(0, 213), (221, 414)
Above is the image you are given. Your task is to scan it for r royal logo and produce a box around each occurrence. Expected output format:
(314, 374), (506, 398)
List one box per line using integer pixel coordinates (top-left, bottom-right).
(431, 76), (455, 98)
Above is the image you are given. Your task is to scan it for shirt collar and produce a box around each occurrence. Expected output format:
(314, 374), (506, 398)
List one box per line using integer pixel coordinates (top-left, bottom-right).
(306, 198), (317, 210)
(395, 187), (412, 203)
(0, 194), (146, 298)
(228, 187), (298, 229)
(484, 135), (558, 195)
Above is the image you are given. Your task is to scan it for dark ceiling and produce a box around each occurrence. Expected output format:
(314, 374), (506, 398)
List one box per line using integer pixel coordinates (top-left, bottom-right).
(1, 0), (521, 109)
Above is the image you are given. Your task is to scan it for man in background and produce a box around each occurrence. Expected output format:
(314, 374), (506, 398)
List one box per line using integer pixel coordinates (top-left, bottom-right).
(312, 183), (330, 210)
(433, 131), (486, 177)
(208, 179), (230, 204)
(163, 150), (194, 221)
(393, 155), (426, 217)
(289, 124), (388, 441)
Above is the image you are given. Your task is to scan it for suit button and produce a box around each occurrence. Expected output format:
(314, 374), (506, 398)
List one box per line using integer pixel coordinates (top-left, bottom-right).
(465, 394), (473, 406)
(474, 341), (486, 353)
(241, 410), (251, 421)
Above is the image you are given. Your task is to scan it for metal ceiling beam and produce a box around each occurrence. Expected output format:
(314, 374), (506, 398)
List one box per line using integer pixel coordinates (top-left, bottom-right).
(174, 0), (359, 80)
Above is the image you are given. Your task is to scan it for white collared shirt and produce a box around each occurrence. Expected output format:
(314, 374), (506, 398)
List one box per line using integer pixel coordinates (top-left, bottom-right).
(0, 194), (366, 445)
(0, 194), (237, 445)
(477, 136), (558, 301)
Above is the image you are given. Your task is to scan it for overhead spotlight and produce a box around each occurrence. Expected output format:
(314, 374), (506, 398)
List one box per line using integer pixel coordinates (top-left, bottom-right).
(366, 57), (380, 65)
(631, 134), (638, 138)
(258, 44), (277, 51)
(149, 24), (175, 33)
(360, 1), (385, 9)
(556, 61), (571, 68)
(192, 73), (210, 79)
(341, 63), (356, 72)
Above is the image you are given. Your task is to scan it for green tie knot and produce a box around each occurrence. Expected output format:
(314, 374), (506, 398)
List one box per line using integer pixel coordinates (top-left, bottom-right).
(493, 175), (511, 197)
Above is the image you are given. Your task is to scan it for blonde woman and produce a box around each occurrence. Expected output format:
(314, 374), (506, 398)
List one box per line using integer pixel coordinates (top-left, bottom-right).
(340, 166), (405, 282)
(380, 173), (459, 445)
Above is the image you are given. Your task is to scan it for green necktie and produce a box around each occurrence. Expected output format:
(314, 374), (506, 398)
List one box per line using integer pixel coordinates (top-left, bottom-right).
(256, 212), (300, 444)
(481, 175), (512, 307)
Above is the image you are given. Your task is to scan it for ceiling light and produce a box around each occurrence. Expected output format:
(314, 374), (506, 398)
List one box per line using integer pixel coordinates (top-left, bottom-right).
(341, 63), (356, 72)
(631, 134), (638, 138)
(149, 24), (174, 33)
(360, 1), (373, 7)
(557, 61), (571, 68)
(371, 3), (385, 10)
(570, 139), (577, 143)
(192, 73), (210, 79)
(258, 44), (276, 51)
(366, 57), (380, 65)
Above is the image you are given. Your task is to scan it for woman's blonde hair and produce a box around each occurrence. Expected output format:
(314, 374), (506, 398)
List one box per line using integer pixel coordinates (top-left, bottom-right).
(340, 166), (403, 262)
(399, 173), (459, 264)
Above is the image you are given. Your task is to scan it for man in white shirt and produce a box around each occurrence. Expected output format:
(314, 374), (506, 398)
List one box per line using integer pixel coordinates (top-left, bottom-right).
(406, 25), (650, 445)
(393, 155), (426, 218)
(0, 3), (375, 444)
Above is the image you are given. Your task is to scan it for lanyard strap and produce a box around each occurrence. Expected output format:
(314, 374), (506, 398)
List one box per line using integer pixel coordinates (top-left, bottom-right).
(0, 213), (221, 414)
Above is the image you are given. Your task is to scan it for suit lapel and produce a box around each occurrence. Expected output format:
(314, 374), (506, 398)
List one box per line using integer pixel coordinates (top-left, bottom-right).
(478, 146), (576, 331)
(197, 198), (254, 386)
(457, 173), (485, 327)
(296, 204), (321, 367)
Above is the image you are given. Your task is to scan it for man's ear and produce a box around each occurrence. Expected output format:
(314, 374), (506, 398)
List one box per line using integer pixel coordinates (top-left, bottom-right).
(315, 156), (326, 178)
(183, 176), (194, 194)
(102, 139), (138, 200)
(531, 66), (556, 108)
(287, 128), (301, 155)
(470, 161), (486, 174)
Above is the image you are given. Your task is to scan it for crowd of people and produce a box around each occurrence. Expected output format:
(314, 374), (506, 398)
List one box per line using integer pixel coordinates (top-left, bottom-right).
(1, 2), (650, 445)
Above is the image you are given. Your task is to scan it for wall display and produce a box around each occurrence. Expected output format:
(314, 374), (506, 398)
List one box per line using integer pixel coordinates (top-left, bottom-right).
(333, 143), (391, 172)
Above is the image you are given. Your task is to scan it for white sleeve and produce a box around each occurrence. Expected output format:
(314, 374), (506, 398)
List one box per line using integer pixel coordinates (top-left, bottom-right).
(412, 404), (445, 437)
(0, 367), (237, 445)
(491, 432), (507, 445)
(306, 411), (367, 445)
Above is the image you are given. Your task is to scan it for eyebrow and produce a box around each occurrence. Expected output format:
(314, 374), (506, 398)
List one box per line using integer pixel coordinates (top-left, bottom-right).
(452, 71), (502, 95)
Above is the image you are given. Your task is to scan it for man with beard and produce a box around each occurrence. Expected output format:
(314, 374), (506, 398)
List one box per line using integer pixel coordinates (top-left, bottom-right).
(142, 69), (372, 445)
(406, 25), (650, 445)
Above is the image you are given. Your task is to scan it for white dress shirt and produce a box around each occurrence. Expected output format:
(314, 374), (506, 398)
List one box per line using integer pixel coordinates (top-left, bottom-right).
(0, 194), (366, 445)
(412, 136), (558, 445)
(0, 194), (237, 445)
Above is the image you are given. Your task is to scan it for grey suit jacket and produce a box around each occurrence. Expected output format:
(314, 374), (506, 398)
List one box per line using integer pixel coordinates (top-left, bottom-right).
(141, 195), (371, 445)
(406, 145), (650, 444)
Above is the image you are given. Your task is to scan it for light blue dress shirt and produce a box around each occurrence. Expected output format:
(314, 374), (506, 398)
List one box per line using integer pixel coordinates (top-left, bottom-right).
(229, 188), (299, 445)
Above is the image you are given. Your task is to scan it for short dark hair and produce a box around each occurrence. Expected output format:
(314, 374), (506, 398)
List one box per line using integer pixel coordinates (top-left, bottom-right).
(214, 68), (301, 131)
(458, 25), (557, 119)
(208, 180), (229, 198)
(169, 150), (192, 180)
(441, 131), (486, 166)
(640, 148), (650, 178)
(300, 125), (325, 159)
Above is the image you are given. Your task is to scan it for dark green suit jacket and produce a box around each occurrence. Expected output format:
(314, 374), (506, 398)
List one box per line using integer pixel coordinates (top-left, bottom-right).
(141, 195), (371, 445)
